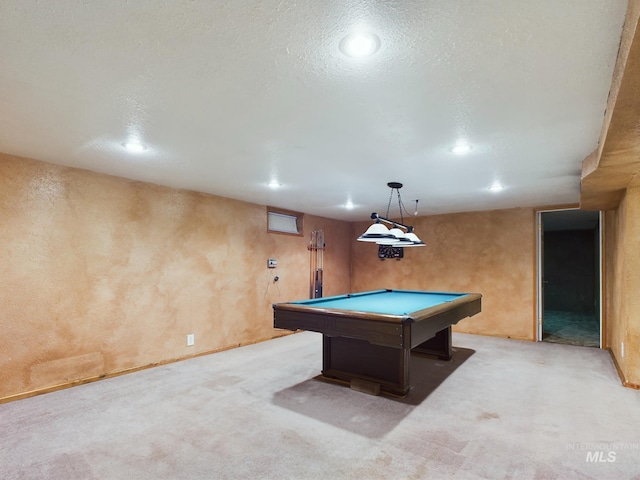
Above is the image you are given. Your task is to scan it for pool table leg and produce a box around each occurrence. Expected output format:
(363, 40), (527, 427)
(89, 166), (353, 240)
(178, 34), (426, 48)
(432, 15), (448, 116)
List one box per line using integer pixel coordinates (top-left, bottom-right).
(321, 335), (411, 396)
(412, 326), (452, 360)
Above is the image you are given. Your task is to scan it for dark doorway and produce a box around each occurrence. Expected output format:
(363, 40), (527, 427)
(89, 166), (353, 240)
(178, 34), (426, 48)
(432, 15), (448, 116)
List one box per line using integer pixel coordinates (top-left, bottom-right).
(541, 210), (600, 347)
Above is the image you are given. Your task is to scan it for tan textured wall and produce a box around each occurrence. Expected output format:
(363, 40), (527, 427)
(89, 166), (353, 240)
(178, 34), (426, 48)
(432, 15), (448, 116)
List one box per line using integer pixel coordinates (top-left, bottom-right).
(607, 187), (640, 386)
(351, 208), (536, 340)
(624, 187), (640, 386)
(605, 206), (624, 372)
(0, 154), (352, 399)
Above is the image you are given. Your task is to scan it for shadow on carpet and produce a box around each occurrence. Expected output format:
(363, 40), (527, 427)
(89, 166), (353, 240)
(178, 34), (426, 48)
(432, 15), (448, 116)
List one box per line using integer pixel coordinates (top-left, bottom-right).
(271, 347), (475, 438)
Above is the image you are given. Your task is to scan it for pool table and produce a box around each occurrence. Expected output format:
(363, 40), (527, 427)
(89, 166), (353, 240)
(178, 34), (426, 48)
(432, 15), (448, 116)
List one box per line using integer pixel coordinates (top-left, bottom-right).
(273, 289), (482, 396)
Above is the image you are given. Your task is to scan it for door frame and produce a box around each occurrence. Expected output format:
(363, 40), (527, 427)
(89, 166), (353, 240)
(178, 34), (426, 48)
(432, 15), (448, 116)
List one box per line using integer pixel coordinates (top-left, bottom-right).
(535, 208), (604, 347)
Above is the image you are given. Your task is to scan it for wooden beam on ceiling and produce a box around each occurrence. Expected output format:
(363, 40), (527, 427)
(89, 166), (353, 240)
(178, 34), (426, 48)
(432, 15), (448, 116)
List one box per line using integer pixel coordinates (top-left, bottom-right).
(580, 0), (640, 211)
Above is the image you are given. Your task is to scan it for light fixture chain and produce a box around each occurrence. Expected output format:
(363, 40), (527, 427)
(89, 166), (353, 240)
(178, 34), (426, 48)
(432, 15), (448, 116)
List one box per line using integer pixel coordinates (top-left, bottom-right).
(386, 189), (394, 219)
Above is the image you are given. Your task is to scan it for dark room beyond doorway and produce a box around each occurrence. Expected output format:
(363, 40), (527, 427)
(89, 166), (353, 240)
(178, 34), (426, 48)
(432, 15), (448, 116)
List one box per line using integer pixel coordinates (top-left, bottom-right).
(541, 210), (600, 347)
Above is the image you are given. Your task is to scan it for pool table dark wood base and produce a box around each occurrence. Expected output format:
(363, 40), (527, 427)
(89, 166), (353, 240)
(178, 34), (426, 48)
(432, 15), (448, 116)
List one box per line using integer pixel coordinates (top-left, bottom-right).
(322, 326), (454, 396)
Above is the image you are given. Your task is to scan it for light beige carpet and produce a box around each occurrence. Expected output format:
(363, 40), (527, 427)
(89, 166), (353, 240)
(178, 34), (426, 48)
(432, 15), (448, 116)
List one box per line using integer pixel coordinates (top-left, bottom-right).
(1, 332), (639, 479)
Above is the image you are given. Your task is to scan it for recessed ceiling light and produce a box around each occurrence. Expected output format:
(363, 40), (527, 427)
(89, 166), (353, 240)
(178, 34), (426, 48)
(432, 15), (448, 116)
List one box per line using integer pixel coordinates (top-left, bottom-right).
(450, 144), (472, 155)
(267, 181), (282, 189)
(339, 32), (381, 58)
(344, 201), (355, 209)
(122, 142), (147, 153)
(489, 183), (504, 192)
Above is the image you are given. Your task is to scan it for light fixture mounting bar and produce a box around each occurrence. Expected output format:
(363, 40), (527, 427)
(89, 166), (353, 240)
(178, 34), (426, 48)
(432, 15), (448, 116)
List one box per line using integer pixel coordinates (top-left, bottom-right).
(369, 212), (414, 233)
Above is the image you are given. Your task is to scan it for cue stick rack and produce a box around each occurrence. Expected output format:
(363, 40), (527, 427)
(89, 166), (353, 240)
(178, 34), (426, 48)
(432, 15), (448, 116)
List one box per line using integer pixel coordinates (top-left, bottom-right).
(308, 230), (325, 298)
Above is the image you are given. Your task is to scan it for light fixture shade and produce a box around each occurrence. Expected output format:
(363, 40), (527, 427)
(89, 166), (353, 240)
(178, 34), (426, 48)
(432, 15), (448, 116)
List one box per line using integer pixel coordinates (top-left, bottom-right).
(357, 222), (394, 242)
(376, 238), (400, 245)
(377, 228), (412, 245)
(388, 228), (407, 239)
(403, 232), (426, 247)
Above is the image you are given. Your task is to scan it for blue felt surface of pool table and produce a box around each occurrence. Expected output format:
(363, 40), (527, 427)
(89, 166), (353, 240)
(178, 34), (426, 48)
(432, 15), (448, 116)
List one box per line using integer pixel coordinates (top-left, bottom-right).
(290, 290), (466, 316)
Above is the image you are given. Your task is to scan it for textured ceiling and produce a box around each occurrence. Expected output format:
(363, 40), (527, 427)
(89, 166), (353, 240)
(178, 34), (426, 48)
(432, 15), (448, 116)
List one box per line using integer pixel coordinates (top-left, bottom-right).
(0, 1), (628, 221)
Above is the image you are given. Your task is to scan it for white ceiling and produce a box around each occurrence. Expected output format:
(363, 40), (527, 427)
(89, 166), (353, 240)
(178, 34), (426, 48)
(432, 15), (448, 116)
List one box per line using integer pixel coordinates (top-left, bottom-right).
(0, 1), (628, 221)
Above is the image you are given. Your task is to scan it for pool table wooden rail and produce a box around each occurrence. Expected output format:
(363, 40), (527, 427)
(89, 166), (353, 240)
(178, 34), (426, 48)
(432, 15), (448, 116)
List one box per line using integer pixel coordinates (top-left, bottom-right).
(273, 293), (482, 350)
(273, 306), (407, 348)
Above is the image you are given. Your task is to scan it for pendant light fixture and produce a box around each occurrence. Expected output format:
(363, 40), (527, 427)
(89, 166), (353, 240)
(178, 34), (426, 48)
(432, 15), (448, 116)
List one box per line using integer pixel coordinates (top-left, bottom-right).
(357, 182), (425, 258)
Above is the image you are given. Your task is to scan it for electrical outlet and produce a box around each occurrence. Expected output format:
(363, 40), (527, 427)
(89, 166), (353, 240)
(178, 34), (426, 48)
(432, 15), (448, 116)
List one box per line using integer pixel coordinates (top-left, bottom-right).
(268, 258), (277, 268)
(187, 334), (195, 346)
